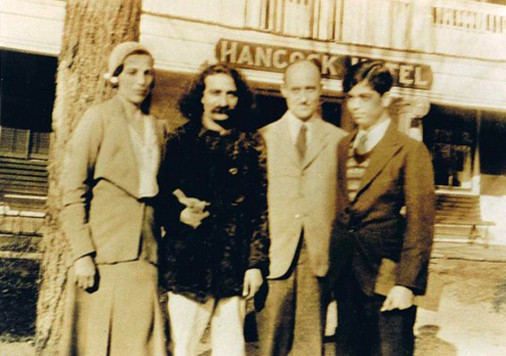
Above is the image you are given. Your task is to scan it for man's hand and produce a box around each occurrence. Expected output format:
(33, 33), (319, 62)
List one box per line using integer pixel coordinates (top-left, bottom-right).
(174, 189), (210, 213)
(242, 268), (263, 300)
(381, 285), (414, 312)
(180, 206), (210, 229)
(74, 255), (97, 290)
(174, 189), (211, 229)
(180, 197), (210, 213)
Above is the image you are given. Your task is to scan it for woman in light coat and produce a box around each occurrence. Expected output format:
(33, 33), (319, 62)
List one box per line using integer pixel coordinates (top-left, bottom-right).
(60, 42), (167, 356)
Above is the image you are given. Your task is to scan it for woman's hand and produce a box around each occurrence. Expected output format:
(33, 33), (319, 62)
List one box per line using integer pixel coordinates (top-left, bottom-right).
(74, 255), (97, 290)
(242, 268), (263, 300)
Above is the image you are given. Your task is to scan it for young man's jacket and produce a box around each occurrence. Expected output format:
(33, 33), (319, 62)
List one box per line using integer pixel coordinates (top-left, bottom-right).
(330, 124), (435, 296)
(156, 123), (269, 302)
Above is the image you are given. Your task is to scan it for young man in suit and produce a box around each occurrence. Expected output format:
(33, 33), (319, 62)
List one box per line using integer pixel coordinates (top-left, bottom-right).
(331, 61), (435, 356)
(257, 59), (347, 356)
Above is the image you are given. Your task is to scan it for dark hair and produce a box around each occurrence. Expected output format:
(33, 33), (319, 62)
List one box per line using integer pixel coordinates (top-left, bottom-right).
(112, 50), (155, 114)
(178, 63), (254, 131)
(342, 61), (393, 95)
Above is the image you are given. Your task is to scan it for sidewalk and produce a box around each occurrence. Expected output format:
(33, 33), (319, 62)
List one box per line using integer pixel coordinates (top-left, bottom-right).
(175, 241), (506, 356)
(0, 342), (33, 356)
(413, 241), (506, 356)
(2, 241), (506, 356)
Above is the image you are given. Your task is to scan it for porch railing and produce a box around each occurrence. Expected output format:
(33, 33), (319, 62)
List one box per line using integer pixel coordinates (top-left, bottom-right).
(143, 0), (506, 59)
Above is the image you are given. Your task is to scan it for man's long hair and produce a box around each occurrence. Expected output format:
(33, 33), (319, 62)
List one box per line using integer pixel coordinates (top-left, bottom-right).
(178, 63), (255, 131)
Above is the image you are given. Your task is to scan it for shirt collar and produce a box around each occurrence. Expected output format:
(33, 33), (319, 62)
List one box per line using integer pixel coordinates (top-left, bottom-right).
(353, 118), (391, 153)
(286, 111), (319, 144)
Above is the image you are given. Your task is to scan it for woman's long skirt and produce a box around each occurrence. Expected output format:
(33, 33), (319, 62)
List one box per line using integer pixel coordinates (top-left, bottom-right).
(60, 260), (167, 356)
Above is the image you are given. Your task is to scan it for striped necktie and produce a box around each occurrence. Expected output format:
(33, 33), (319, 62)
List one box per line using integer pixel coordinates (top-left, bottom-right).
(354, 132), (368, 156)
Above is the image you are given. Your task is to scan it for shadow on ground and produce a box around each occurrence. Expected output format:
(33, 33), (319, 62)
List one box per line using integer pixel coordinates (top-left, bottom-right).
(415, 325), (457, 356)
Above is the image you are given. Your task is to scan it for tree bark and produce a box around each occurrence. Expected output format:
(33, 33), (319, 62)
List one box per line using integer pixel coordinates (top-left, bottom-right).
(35, 1), (142, 354)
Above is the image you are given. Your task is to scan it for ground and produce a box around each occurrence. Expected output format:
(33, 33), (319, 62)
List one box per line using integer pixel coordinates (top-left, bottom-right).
(1, 242), (506, 356)
(0, 257), (38, 339)
(414, 258), (506, 356)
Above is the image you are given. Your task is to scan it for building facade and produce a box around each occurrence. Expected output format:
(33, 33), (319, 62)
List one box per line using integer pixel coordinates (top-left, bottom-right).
(1, 0), (506, 244)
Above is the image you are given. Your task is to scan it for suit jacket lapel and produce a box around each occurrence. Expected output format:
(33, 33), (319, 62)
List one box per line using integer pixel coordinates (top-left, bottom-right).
(338, 133), (354, 209)
(271, 114), (300, 167)
(355, 124), (402, 197)
(110, 96), (140, 195)
(302, 119), (330, 170)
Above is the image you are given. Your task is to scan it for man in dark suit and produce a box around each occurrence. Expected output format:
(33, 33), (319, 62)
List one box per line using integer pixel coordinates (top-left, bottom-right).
(331, 61), (435, 356)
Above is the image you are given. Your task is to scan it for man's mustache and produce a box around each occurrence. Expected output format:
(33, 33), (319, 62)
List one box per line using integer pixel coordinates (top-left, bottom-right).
(212, 106), (233, 114)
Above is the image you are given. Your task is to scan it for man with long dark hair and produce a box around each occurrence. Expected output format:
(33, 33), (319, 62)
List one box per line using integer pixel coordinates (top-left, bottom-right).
(156, 63), (269, 356)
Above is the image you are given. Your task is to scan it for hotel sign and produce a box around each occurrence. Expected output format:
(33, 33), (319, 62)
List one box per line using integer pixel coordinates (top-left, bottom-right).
(216, 39), (432, 90)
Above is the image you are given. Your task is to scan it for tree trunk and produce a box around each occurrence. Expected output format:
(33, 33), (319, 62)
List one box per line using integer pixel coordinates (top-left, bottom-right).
(35, 1), (142, 354)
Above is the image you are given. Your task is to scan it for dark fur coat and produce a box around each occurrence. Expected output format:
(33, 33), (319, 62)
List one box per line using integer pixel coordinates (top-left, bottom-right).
(156, 123), (269, 302)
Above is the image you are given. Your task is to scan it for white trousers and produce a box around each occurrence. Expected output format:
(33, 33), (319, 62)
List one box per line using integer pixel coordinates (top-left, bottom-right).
(167, 292), (246, 356)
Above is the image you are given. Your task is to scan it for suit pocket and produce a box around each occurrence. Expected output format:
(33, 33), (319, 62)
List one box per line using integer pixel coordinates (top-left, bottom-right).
(374, 258), (397, 296)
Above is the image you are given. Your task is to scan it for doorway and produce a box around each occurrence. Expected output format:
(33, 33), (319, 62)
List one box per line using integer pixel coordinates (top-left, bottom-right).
(253, 91), (344, 130)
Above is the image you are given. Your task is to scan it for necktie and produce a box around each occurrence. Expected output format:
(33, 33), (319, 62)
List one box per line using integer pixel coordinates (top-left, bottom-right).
(354, 133), (368, 156)
(296, 124), (307, 160)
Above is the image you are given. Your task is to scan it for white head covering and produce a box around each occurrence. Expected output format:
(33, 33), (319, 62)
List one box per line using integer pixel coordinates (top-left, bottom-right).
(103, 41), (153, 85)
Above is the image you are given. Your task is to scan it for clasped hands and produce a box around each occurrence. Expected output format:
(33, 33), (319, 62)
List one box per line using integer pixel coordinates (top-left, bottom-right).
(174, 189), (210, 229)
(174, 189), (263, 299)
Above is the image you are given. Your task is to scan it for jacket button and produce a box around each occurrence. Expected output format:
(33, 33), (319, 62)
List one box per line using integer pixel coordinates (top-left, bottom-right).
(229, 167), (238, 175)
